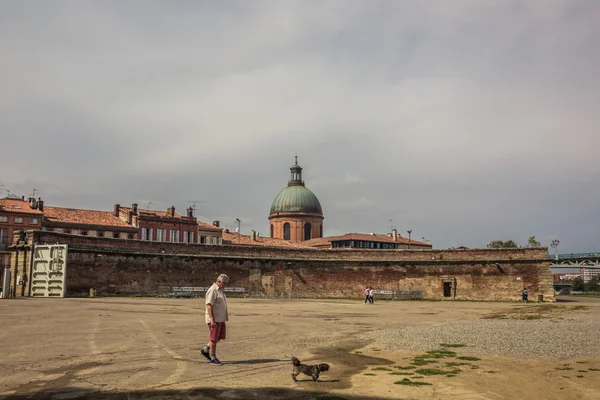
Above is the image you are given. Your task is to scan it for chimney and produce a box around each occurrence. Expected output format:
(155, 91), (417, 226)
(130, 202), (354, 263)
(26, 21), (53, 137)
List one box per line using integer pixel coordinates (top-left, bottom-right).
(132, 203), (138, 214)
(21, 195), (25, 201)
(38, 198), (44, 212)
(426, 240), (431, 245)
(225, 228), (230, 233)
(114, 204), (120, 216)
(392, 228), (397, 241)
(127, 211), (133, 224)
(167, 206), (175, 217)
(213, 220), (220, 227)
(29, 197), (37, 209)
(251, 230), (257, 241)
(187, 207), (193, 218)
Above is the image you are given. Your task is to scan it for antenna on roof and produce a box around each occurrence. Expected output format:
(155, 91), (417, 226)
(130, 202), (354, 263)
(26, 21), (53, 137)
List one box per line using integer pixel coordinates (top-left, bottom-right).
(188, 200), (203, 216)
(147, 201), (152, 210)
(31, 188), (38, 198)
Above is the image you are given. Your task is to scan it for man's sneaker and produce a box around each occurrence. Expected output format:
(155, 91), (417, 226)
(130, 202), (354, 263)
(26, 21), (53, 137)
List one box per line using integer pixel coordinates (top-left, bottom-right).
(209, 358), (222, 366)
(200, 348), (211, 361)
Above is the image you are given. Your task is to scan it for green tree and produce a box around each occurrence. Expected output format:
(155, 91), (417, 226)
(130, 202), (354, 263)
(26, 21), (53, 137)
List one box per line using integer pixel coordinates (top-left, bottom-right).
(487, 240), (519, 249)
(572, 277), (585, 292)
(527, 236), (541, 247)
(584, 276), (600, 292)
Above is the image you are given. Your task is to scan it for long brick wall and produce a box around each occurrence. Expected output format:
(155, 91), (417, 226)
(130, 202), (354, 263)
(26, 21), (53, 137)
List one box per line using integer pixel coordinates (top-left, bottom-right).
(10, 231), (555, 301)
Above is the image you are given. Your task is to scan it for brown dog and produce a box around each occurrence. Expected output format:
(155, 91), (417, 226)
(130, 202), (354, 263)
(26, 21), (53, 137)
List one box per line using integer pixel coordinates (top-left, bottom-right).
(291, 357), (330, 382)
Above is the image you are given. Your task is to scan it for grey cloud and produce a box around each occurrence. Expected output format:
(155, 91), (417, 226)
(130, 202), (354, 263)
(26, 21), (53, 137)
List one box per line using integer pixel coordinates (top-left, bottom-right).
(1, 1), (599, 253)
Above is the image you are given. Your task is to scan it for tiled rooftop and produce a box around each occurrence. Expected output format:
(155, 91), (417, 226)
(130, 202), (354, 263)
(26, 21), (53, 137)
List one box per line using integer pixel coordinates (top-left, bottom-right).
(0, 199), (44, 215)
(44, 206), (136, 229)
(222, 231), (312, 248)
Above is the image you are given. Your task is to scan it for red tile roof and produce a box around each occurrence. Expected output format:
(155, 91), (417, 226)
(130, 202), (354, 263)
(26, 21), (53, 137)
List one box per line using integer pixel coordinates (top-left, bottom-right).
(304, 233), (431, 247)
(44, 206), (137, 229)
(222, 231), (312, 248)
(0, 199), (43, 215)
(197, 220), (223, 232)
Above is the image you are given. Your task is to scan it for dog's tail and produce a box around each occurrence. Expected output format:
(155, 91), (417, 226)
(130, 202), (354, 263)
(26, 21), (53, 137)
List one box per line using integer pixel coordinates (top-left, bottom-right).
(291, 357), (301, 366)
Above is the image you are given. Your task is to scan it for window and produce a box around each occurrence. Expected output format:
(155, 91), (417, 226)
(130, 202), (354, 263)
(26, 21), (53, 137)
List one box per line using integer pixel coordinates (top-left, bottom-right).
(142, 228), (153, 241)
(0, 216), (7, 223)
(183, 231), (193, 243)
(0, 228), (7, 244)
(212, 237), (218, 245)
(64, 229), (72, 234)
(283, 223), (290, 240)
(97, 231), (104, 237)
(127, 233), (134, 240)
(169, 230), (179, 242)
(320, 224), (323, 238)
(156, 229), (166, 242)
(304, 223), (311, 241)
(29, 218), (38, 224)
(14, 217), (23, 224)
(270, 224), (274, 238)
(199, 236), (206, 244)
(113, 232), (120, 239)
(81, 231), (88, 236)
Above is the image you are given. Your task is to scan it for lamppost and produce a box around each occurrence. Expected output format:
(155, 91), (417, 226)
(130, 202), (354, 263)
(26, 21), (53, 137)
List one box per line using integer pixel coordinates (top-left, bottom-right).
(551, 239), (560, 260)
(407, 230), (412, 250)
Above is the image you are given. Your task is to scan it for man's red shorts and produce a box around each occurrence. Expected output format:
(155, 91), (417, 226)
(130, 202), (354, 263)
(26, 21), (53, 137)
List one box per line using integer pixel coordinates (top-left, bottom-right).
(208, 322), (226, 342)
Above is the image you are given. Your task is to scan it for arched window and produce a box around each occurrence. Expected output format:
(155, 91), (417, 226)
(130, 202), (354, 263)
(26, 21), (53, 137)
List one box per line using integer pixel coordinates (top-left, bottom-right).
(304, 223), (311, 241)
(283, 223), (291, 240)
(270, 224), (274, 238)
(319, 224), (323, 238)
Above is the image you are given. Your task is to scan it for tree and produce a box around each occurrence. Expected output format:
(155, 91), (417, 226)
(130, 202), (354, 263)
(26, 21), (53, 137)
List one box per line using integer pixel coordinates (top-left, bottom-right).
(584, 276), (600, 292)
(572, 277), (585, 292)
(527, 236), (541, 247)
(487, 240), (519, 249)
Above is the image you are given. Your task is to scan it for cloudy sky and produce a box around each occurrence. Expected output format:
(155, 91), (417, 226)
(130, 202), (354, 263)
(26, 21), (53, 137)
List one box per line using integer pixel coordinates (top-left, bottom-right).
(1, 1), (599, 253)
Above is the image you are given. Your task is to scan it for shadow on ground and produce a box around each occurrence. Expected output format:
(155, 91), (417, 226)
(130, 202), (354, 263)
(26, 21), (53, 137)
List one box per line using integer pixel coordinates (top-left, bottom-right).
(1, 387), (411, 400)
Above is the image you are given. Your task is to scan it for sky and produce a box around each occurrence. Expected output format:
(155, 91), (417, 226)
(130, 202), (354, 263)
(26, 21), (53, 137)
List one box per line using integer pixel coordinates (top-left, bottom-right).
(1, 1), (599, 253)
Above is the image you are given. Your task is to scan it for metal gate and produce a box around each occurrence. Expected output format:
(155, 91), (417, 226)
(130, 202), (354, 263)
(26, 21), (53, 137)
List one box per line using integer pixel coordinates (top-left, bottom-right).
(30, 244), (68, 297)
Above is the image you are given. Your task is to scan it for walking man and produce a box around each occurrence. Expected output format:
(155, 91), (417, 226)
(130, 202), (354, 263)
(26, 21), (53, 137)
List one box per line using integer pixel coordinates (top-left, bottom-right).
(522, 288), (528, 303)
(200, 274), (229, 365)
(364, 286), (370, 304)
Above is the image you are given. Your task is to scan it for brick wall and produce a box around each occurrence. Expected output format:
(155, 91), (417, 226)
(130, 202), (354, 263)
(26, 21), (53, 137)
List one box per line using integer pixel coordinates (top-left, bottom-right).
(12, 231), (555, 301)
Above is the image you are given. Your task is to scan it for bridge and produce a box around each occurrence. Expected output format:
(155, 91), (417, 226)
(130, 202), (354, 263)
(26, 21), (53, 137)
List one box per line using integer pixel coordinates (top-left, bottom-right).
(550, 252), (600, 289)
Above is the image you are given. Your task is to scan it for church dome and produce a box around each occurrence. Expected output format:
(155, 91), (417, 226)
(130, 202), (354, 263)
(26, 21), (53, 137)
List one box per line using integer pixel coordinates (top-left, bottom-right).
(270, 185), (323, 215)
(269, 157), (323, 216)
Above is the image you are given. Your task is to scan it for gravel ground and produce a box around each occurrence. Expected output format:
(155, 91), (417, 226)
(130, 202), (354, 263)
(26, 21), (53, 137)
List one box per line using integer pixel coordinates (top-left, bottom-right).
(359, 310), (600, 359)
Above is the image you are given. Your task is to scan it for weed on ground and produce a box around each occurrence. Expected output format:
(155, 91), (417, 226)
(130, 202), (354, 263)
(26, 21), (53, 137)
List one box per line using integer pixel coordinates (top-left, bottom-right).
(394, 378), (431, 386)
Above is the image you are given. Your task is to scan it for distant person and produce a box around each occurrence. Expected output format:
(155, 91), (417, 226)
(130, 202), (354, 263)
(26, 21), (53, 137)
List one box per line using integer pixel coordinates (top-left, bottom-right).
(200, 274), (229, 366)
(364, 286), (370, 304)
(369, 286), (375, 304)
(522, 288), (528, 303)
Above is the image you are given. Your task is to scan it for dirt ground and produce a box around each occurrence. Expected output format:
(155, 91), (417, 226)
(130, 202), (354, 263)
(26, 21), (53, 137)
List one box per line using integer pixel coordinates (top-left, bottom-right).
(1, 297), (599, 400)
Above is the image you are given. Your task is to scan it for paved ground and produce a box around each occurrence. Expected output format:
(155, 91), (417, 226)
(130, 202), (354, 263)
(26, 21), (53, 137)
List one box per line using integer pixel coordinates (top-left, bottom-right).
(1, 297), (600, 400)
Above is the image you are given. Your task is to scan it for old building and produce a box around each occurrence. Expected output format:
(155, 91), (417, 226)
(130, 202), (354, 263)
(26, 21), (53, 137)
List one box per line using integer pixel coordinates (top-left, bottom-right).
(115, 204), (222, 244)
(0, 196), (43, 269)
(305, 229), (432, 250)
(43, 206), (138, 239)
(269, 157), (324, 242)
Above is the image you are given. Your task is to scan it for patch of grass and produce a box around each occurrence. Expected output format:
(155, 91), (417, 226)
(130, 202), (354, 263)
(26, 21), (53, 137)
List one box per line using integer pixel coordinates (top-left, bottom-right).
(577, 370), (588, 373)
(555, 367), (574, 371)
(446, 374), (457, 378)
(411, 359), (438, 366)
(364, 373), (376, 376)
(470, 365), (480, 370)
(394, 365), (416, 370)
(372, 367), (392, 371)
(426, 349), (457, 358)
(412, 376), (425, 379)
(576, 361), (587, 364)
(394, 378), (431, 386)
(572, 306), (587, 310)
(486, 371), (499, 374)
(589, 368), (600, 372)
(457, 356), (481, 361)
(440, 343), (467, 348)
(520, 315), (542, 320)
(354, 351), (362, 354)
(415, 368), (448, 376)
(445, 362), (471, 367)
(390, 372), (414, 376)
(372, 348), (382, 352)
(576, 375), (585, 378)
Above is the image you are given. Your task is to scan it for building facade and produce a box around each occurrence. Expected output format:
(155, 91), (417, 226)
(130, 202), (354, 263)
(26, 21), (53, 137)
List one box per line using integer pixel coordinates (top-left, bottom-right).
(43, 206), (138, 239)
(0, 197), (43, 269)
(269, 158), (324, 242)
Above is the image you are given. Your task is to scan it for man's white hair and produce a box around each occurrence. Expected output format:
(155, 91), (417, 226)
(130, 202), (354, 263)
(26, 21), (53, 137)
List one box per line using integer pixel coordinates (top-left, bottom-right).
(217, 274), (229, 283)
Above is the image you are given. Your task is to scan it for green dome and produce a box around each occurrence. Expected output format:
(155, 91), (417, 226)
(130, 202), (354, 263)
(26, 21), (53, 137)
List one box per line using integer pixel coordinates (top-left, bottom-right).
(270, 185), (323, 215)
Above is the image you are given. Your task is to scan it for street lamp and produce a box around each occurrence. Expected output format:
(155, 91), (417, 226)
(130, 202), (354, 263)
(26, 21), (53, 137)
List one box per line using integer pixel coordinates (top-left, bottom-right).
(551, 239), (560, 260)
(407, 230), (412, 250)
